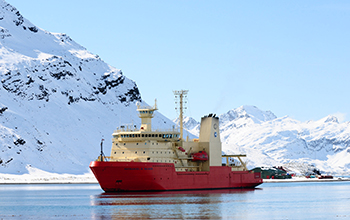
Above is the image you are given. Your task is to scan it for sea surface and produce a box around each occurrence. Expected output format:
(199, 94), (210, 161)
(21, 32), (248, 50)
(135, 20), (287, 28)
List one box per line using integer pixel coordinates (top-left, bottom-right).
(0, 181), (349, 219)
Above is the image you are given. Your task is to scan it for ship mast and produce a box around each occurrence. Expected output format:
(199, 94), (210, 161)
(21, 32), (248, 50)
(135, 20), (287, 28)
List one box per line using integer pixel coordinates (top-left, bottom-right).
(174, 90), (188, 140)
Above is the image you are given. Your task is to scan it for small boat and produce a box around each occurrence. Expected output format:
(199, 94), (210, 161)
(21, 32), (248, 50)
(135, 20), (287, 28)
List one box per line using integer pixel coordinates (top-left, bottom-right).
(318, 175), (333, 179)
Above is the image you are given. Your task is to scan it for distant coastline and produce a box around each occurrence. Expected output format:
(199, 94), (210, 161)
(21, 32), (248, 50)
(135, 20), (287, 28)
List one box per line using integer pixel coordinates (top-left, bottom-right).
(1, 174), (350, 185)
(264, 177), (350, 183)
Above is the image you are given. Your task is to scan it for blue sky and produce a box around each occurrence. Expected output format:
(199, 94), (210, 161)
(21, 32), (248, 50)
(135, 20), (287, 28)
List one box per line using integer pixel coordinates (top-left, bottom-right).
(7, 0), (350, 122)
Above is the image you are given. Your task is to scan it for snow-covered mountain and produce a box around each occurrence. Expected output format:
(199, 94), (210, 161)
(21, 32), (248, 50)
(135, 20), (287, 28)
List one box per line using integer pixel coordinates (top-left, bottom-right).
(182, 105), (350, 175)
(173, 115), (200, 137)
(2, 0), (349, 177)
(0, 0), (174, 174)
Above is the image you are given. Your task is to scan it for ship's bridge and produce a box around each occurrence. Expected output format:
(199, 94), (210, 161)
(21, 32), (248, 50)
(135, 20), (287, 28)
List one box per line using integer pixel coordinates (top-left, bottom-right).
(113, 127), (180, 142)
(136, 101), (157, 132)
(113, 100), (180, 142)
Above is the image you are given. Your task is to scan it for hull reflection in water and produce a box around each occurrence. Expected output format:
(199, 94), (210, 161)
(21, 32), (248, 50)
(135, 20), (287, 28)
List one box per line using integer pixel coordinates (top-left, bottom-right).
(91, 188), (258, 206)
(90, 189), (259, 219)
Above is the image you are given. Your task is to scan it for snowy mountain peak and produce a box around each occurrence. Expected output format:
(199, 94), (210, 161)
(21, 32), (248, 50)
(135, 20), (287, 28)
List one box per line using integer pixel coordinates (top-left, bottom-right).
(0, 0), (141, 106)
(0, 1), (154, 174)
(173, 115), (200, 131)
(0, 1), (38, 34)
(323, 115), (339, 124)
(236, 105), (277, 123)
(219, 105), (277, 126)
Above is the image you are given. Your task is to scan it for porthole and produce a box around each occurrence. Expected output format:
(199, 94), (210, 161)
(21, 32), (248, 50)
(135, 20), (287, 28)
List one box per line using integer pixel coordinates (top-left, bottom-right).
(135, 151), (137, 154)
(143, 151), (146, 154)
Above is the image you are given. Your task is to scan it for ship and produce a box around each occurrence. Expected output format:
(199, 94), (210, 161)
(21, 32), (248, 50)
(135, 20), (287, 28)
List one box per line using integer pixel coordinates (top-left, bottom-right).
(90, 90), (262, 192)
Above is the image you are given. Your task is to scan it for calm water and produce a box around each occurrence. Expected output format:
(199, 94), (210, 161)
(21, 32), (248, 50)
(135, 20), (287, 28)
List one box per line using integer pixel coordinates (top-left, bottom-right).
(0, 182), (349, 219)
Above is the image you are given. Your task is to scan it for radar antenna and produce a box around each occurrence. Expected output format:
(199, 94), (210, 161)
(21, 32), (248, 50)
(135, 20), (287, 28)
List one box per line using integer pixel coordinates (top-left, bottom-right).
(173, 90), (188, 140)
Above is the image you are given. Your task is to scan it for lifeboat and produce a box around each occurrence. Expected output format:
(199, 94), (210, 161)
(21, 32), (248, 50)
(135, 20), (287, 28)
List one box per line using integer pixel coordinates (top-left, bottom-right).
(191, 151), (208, 161)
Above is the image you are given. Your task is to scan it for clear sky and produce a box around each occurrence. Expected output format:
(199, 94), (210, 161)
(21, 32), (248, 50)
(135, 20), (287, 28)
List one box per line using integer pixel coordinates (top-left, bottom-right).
(6, 0), (350, 122)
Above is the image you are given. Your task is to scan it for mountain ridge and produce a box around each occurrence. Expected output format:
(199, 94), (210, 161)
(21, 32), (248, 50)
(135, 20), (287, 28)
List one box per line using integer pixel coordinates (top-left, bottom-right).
(0, 0), (174, 174)
(1, 0), (349, 176)
(177, 105), (350, 175)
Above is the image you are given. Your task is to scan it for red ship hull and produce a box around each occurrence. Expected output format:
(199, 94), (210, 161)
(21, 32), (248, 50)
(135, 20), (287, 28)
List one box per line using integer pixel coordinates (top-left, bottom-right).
(90, 161), (263, 192)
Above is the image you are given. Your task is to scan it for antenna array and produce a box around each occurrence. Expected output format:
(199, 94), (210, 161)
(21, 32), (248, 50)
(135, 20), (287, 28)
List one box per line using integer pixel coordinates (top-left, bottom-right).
(173, 90), (188, 140)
